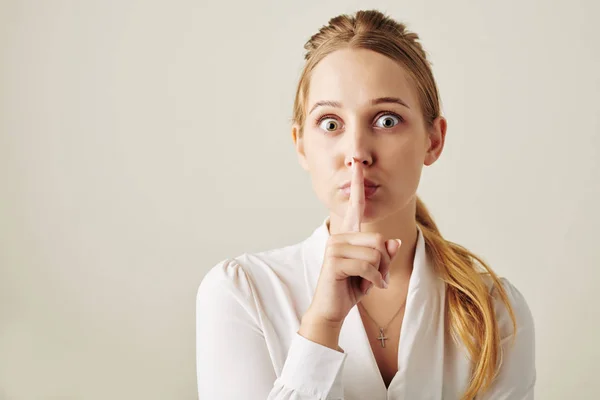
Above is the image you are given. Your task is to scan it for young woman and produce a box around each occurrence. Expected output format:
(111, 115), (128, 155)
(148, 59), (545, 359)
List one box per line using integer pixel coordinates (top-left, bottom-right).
(196, 9), (535, 400)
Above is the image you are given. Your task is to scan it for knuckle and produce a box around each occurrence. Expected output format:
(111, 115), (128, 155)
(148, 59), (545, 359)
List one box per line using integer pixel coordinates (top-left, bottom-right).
(376, 235), (387, 252)
(324, 243), (339, 258)
(326, 241), (339, 253)
(372, 248), (381, 264)
(361, 260), (372, 273)
(373, 232), (384, 244)
(325, 252), (337, 264)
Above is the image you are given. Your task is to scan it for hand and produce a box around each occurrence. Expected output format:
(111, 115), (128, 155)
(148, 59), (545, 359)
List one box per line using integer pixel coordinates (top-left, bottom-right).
(304, 160), (402, 327)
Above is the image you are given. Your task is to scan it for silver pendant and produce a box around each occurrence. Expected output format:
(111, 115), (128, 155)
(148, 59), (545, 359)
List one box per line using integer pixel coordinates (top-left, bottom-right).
(377, 327), (388, 348)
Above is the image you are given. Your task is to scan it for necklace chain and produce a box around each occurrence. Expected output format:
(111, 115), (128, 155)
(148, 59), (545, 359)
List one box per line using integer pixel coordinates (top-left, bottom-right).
(361, 299), (406, 333)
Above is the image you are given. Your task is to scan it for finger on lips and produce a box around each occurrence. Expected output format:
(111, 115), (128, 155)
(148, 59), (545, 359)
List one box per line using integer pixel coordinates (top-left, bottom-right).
(342, 159), (364, 233)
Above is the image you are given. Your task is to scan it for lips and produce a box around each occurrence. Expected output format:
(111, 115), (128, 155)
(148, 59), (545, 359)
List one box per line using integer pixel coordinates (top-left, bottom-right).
(340, 185), (379, 198)
(339, 179), (379, 190)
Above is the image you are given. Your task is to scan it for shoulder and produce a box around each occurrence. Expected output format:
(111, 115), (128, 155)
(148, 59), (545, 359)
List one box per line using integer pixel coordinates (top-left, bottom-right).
(195, 258), (256, 320)
(197, 241), (306, 302)
(474, 277), (536, 395)
(197, 257), (252, 297)
(481, 274), (535, 341)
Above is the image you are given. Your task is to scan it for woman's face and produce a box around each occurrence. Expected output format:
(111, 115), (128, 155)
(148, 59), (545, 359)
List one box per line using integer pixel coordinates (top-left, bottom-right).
(292, 48), (446, 223)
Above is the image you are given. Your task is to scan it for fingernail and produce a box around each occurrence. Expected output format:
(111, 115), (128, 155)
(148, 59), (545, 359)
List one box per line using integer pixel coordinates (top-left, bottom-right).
(382, 279), (388, 289)
(384, 272), (390, 285)
(395, 239), (402, 247)
(365, 285), (372, 295)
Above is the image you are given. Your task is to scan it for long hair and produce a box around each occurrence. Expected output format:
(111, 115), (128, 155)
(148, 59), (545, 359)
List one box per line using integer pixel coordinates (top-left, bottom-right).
(291, 10), (517, 399)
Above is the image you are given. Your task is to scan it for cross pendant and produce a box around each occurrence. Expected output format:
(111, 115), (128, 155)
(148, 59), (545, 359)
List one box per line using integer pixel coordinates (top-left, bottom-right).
(377, 327), (388, 348)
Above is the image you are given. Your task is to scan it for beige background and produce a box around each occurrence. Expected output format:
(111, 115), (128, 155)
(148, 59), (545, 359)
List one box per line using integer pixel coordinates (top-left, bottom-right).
(1, 0), (599, 399)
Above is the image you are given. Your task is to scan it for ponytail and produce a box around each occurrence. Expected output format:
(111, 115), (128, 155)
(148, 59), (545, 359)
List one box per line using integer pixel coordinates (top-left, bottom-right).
(416, 196), (517, 399)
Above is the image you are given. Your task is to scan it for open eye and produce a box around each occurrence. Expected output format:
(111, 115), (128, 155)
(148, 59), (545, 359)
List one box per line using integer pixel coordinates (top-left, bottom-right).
(375, 113), (402, 128)
(318, 118), (340, 132)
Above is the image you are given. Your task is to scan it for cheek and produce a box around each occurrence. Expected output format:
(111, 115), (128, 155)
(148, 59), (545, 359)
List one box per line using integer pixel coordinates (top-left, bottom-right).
(384, 142), (424, 190)
(309, 172), (336, 212)
(305, 151), (335, 197)
(383, 138), (421, 168)
(306, 148), (332, 177)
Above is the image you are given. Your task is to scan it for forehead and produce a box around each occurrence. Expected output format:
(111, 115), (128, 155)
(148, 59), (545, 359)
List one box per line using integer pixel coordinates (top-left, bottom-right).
(307, 48), (418, 112)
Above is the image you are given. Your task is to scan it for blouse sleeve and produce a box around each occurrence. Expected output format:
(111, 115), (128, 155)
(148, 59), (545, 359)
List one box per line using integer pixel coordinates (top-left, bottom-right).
(196, 258), (348, 400)
(477, 278), (536, 400)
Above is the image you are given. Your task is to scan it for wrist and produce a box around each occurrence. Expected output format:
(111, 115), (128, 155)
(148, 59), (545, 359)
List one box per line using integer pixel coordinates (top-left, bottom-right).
(301, 308), (344, 328)
(299, 312), (344, 352)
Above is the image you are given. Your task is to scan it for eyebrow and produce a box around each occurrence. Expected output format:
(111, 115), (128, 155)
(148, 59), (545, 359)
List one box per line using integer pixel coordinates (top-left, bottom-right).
(308, 96), (411, 115)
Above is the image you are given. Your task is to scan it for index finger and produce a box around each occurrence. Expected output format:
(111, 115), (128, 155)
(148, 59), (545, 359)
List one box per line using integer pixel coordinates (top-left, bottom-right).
(341, 159), (365, 232)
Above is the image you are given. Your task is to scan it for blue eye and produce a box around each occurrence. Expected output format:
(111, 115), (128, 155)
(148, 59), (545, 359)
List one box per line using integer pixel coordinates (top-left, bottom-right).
(318, 118), (340, 132)
(375, 114), (402, 128)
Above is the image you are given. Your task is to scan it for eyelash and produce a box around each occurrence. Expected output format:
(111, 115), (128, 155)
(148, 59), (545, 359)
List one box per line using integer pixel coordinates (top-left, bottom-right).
(315, 110), (405, 130)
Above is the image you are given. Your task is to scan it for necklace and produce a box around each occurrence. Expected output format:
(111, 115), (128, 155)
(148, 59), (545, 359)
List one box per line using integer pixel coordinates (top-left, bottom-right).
(358, 297), (407, 348)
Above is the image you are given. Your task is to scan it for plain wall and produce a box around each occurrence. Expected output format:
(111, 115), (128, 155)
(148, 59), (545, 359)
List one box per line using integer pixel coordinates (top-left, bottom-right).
(1, 0), (599, 398)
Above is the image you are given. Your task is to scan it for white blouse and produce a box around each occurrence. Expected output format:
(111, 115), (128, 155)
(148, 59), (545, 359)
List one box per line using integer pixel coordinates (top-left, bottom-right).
(196, 217), (536, 399)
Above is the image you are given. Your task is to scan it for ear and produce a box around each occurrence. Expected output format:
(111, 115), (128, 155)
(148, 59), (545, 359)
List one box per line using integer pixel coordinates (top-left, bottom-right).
(292, 123), (309, 171)
(424, 116), (447, 167)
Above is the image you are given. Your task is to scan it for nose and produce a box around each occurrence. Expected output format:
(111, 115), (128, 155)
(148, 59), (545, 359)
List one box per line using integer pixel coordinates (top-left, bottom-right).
(345, 155), (371, 168)
(343, 124), (374, 168)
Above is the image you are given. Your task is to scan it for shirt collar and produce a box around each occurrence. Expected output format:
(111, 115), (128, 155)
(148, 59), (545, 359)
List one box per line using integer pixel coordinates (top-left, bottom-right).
(302, 215), (440, 300)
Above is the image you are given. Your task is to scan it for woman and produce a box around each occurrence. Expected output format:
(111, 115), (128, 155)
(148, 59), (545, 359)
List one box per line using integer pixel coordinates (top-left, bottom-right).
(196, 9), (535, 400)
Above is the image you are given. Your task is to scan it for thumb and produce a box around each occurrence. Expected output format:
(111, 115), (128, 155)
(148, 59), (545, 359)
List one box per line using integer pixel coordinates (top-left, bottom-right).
(385, 239), (402, 259)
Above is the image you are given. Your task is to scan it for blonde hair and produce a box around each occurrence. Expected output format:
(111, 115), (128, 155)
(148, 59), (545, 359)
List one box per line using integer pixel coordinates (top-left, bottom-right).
(292, 10), (517, 399)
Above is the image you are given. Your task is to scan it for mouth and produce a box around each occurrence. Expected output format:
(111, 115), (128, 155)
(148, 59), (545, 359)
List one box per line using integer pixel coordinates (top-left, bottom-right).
(339, 178), (379, 190)
(340, 185), (379, 199)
